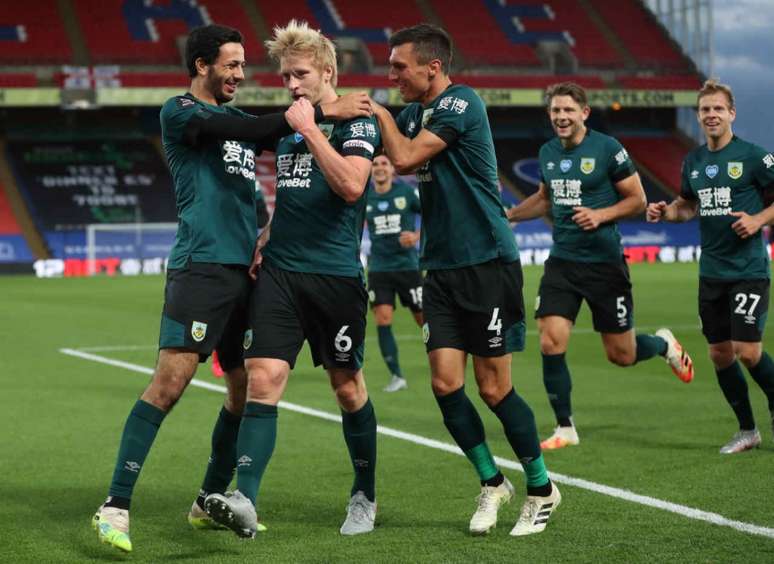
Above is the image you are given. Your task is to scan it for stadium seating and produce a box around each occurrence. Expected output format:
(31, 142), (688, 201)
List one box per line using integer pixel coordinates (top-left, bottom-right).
(0, 182), (34, 263)
(0, 4), (72, 63)
(322, 0), (425, 65)
(6, 139), (177, 259)
(255, 0), (321, 57)
(619, 135), (693, 193)
(0, 183), (22, 235)
(591, 0), (689, 70)
(73, 0), (263, 64)
(515, 0), (624, 67)
(429, 0), (542, 66)
(113, 72), (191, 88)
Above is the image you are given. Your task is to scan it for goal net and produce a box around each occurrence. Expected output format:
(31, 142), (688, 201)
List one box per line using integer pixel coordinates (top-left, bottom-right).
(85, 222), (177, 276)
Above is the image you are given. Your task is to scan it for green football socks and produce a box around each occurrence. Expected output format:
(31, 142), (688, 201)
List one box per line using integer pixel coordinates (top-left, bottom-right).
(748, 351), (774, 411)
(107, 399), (167, 503)
(635, 333), (668, 363)
(490, 388), (547, 487)
(716, 361), (755, 430)
(435, 386), (499, 481)
(197, 406), (242, 506)
(377, 325), (402, 378)
(542, 353), (572, 425)
(341, 398), (378, 502)
(236, 401), (278, 504)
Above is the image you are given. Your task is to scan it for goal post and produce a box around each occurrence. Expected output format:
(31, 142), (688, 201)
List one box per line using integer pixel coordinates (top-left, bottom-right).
(85, 222), (178, 276)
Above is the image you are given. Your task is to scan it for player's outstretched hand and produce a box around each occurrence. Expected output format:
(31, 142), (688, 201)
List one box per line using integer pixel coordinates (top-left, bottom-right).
(571, 206), (603, 231)
(285, 98), (316, 133)
(730, 211), (763, 239)
(398, 230), (419, 248)
(321, 91), (371, 120)
(646, 201), (668, 223)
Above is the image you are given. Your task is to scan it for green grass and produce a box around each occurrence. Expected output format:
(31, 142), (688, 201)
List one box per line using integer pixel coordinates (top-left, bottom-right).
(2, 262), (774, 562)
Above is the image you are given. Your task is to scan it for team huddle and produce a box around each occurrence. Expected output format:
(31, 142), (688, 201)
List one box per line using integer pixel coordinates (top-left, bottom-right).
(90, 21), (774, 554)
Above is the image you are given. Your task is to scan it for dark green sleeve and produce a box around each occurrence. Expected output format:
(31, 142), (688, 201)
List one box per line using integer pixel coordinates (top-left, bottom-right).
(395, 107), (411, 135)
(160, 96), (200, 143)
(752, 146), (774, 191)
(606, 138), (637, 183)
(340, 116), (381, 160)
(680, 158), (695, 200)
(424, 87), (480, 145)
(410, 186), (421, 213)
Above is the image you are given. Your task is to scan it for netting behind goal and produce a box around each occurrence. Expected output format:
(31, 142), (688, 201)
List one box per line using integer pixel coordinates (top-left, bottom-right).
(85, 222), (177, 276)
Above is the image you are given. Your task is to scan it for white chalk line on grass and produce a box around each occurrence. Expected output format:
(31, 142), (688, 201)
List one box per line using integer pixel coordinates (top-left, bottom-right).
(75, 324), (701, 352)
(58, 347), (774, 541)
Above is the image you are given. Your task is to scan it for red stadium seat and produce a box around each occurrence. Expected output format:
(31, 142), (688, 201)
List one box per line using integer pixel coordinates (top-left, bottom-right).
(255, 0), (321, 48)
(0, 183), (22, 235)
(518, 0), (624, 67)
(430, 0), (542, 66)
(73, 0), (264, 64)
(620, 135), (694, 194)
(0, 4), (72, 64)
(591, 0), (689, 70)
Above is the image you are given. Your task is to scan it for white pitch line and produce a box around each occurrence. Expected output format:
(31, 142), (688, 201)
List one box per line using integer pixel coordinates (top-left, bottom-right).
(58, 347), (774, 541)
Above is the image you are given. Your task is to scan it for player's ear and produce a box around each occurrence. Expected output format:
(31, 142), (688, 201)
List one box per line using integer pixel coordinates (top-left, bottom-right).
(428, 59), (442, 78)
(322, 64), (334, 83)
(195, 57), (208, 77)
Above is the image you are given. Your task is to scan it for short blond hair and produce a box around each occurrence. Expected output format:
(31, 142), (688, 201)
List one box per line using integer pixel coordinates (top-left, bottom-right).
(698, 78), (735, 109)
(265, 19), (338, 87)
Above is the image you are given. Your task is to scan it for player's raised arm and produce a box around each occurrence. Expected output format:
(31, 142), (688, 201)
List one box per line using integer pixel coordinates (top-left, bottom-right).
(285, 98), (375, 203)
(370, 102), (447, 173)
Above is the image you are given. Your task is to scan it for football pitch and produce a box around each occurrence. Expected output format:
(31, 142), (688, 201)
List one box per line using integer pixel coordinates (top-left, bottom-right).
(2, 262), (774, 563)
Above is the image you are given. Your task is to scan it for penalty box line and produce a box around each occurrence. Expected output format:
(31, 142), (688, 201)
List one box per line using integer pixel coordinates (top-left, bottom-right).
(59, 346), (774, 541)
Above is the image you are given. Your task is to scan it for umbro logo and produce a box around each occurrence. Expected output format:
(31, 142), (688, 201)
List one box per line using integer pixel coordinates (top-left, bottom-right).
(124, 461), (141, 473)
(237, 455), (253, 467)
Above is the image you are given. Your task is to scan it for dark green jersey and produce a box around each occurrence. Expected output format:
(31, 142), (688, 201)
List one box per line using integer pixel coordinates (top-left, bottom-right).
(161, 94), (257, 268)
(681, 136), (774, 279)
(396, 84), (518, 270)
(366, 180), (421, 272)
(263, 116), (381, 277)
(539, 129), (636, 262)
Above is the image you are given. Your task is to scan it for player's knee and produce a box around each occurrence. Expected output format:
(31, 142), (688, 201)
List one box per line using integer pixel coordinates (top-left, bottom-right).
(607, 348), (635, 367)
(737, 348), (762, 369)
(246, 365), (284, 399)
(334, 379), (363, 411)
(539, 333), (564, 355)
(477, 383), (507, 407)
(143, 381), (184, 411)
(709, 347), (735, 368)
(431, 376), (458, 397)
